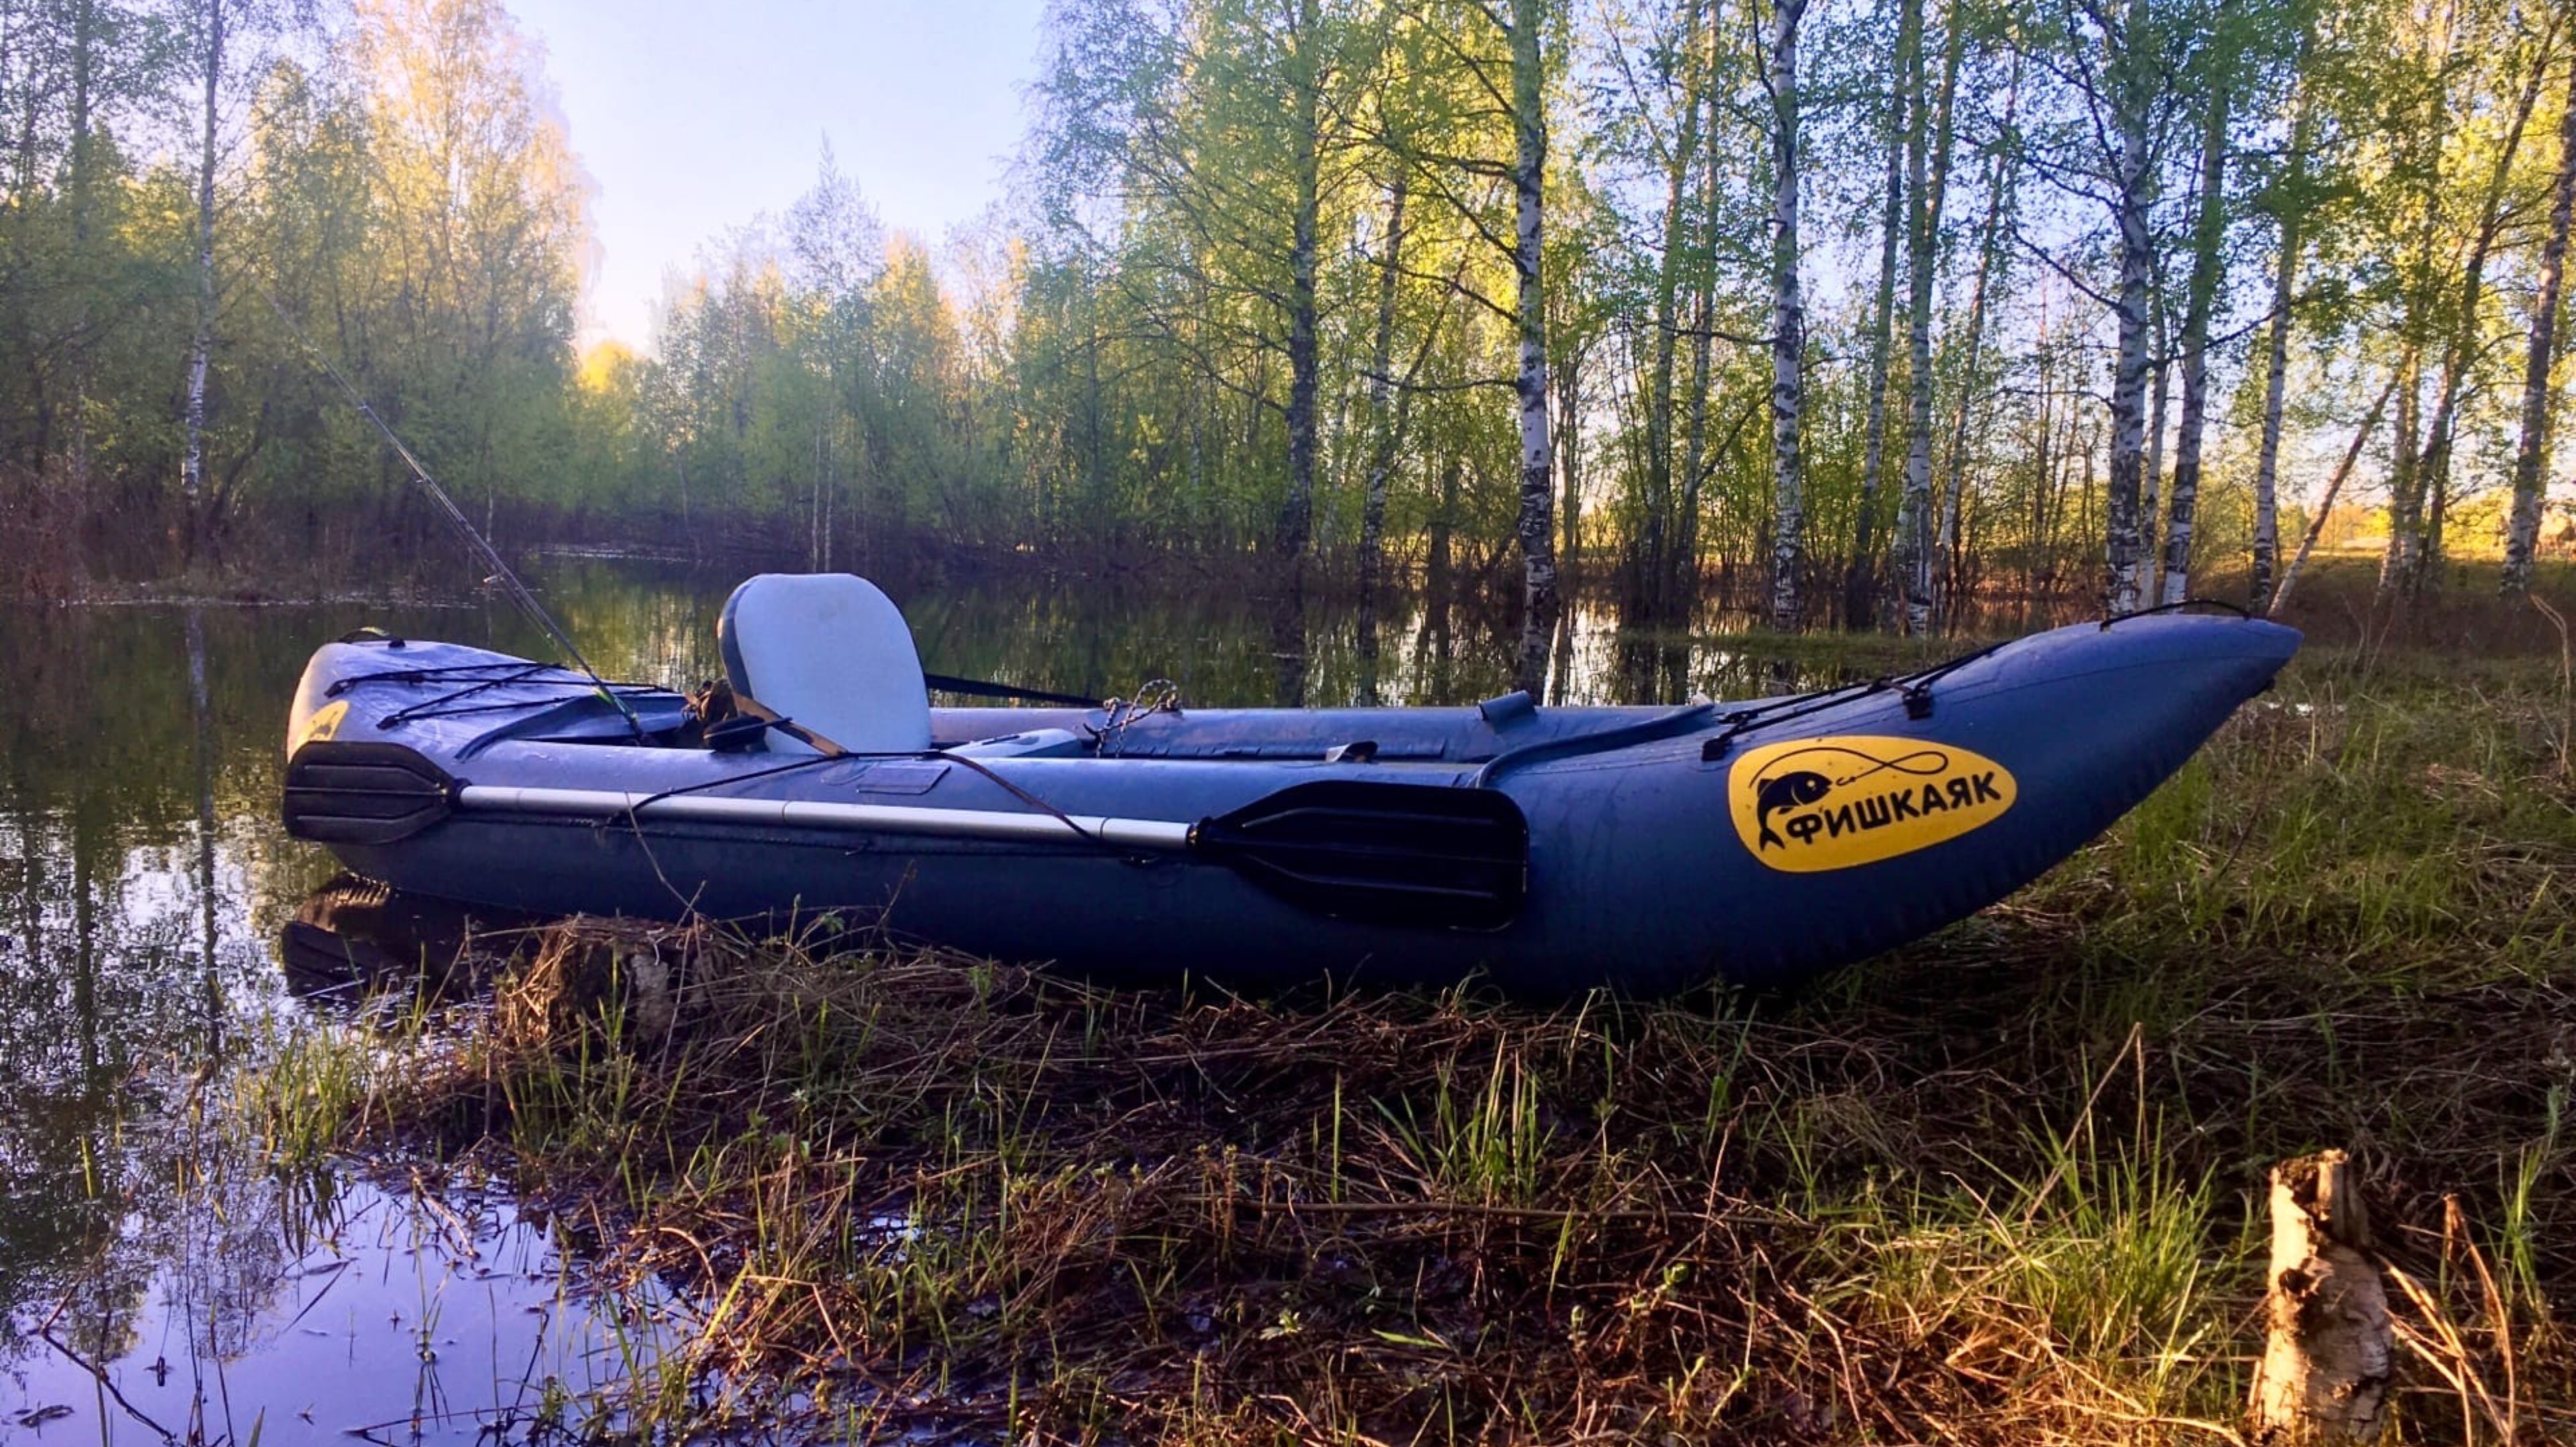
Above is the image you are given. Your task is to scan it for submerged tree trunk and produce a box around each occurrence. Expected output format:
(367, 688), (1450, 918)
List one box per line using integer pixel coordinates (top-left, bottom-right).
(180, 0), (225, 570)
(2506, 58), (2576, 597)
(1356, 173), (1408, 681)
(1848, 53), (1906, 630)
(2161, 78), (2230, 606)
(1279, 0), (1324, 578)
(1675, 55), (1722, 612)
(186, 606), (222, 1045)
(1510, 0), (1558, 695)
(66, 0), (96, 488)
(1638, 0), (1706, 620)
(1767, 0), (1808, 632)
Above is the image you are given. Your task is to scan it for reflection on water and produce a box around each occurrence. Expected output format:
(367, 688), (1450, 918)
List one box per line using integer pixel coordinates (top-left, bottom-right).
(0, 561), (1916, 1435)
(534, 557), (1876, 710)
(4, 1174), (692, 1443)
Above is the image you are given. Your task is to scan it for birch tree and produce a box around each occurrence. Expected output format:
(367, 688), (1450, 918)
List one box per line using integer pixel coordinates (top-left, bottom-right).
(1847, 19), (1906, 629)
(1509, 0), (1556, 692)
(1033, 0), (1371, 572)
(177, 0), (298, 568)
(2026, 0), (2165, 617)
(1890, 0), (1962, 633)
(2158, 70), (2229, 605)
(1934, 57), (2020, 619)
(1391, 0), (1562, 688)
(2382, 6), (2553, 599)
(2504, 56), (2576, 598)
(1631, 0), (1708, 625)
(1766, 0), (1808, 631)
(176, 0), (224, 566)
(2247, 48), (2313, 615)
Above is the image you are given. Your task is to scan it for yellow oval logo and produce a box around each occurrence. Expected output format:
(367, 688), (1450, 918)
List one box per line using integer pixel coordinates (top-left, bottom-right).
(300, 699), (350, 747)
(1728, 735), (2016, 872)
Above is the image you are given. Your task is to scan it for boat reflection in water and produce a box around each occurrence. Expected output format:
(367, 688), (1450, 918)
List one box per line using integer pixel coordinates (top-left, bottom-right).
(278, 873), (530, 1009)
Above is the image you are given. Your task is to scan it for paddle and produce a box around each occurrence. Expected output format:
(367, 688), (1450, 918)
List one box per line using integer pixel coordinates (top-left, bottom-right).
(284, 741), (1529, 930)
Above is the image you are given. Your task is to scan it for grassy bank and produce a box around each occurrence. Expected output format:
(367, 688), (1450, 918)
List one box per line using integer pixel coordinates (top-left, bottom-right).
(246, 635), (2576, 1444)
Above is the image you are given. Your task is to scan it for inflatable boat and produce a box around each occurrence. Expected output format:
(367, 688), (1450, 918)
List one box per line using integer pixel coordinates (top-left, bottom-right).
(281, 574), (2299, 994)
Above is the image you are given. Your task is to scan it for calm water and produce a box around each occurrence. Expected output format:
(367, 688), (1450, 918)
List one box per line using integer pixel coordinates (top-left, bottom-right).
(0, 560), (1843, 1440)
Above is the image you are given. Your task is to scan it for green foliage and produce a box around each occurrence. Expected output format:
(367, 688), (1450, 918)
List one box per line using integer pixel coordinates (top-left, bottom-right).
(5, 0), (2573, 616)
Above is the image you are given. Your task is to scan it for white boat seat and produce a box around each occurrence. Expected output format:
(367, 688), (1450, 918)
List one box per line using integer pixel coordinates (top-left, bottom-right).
(718, 573), (932, 755)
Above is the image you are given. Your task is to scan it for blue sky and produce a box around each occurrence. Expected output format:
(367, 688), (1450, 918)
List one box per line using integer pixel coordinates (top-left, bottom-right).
(505, 0), (1052, 350)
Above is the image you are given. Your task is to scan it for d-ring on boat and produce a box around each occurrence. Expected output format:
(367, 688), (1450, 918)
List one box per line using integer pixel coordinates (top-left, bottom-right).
(282, 574), (2299, 994)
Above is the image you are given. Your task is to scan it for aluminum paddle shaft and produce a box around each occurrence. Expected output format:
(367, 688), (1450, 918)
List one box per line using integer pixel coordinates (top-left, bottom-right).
(460, 783), (1191, 851)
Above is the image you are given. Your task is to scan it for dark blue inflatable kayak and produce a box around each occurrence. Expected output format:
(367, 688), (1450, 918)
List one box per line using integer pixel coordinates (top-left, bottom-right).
(281, 574), (2298, 994)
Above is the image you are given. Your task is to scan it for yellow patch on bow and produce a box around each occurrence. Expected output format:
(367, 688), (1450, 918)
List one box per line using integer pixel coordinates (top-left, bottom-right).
(299, 700), (350, 747)
(1729, 735), (2016, 872)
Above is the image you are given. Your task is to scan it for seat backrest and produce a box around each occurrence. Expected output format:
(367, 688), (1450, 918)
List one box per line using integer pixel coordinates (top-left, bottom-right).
(717, 574), (932, 755)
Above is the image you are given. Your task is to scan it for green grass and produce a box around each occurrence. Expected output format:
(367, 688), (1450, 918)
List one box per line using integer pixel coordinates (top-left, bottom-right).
(238, 636), (2576, 1444)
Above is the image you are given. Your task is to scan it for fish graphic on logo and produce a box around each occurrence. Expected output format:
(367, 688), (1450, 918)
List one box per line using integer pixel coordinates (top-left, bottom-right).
(299, 700), (350, 747)
(1727, 735), (2017, 872)
(1752, 769), (1834, 851)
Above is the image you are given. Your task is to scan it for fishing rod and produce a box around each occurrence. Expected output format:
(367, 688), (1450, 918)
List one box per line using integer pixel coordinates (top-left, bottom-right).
(262, 289), (645, 739)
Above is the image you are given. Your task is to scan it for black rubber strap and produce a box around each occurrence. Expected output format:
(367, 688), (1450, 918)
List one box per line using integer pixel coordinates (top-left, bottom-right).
(923, 672), (1101, 708)
(2101, 597), (2253, 629)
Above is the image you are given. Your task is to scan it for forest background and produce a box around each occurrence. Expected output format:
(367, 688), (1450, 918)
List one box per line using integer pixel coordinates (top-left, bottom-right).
(5, 0), (2575, 674)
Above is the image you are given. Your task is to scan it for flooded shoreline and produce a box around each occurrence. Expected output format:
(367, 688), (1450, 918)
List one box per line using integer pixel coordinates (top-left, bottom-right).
(0, 563), (1879, 1441)
(5, 1169), (696, 1444)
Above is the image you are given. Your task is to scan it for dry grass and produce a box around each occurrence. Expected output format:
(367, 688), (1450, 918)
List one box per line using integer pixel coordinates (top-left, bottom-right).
(247, 639), (2576, 1444)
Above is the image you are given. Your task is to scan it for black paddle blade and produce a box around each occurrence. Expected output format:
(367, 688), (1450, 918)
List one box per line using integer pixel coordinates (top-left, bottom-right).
(1193, 780), (1530, 930)
(284, 741), (458, 845)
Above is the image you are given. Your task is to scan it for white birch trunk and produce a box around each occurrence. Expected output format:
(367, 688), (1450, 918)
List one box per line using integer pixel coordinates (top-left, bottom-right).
(2379, 365), (2423, 596)
(1279, 0), (1323, 574)
(1510, 0), (1558, 695)
(1356, 174), (1407, 683)
(2248, 1150), (2392, 1444)
(2161, 81), (2230, 606)
(2505, 59), (2576, 597)
(180, 0), (223, 569)
(66, 0), (95, 488)
(1767, 0), (1808, 633)
(2103, 9), (2155, 619)
(1890, 0), (1937, 634)
(2139, 307), (2167, 606)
